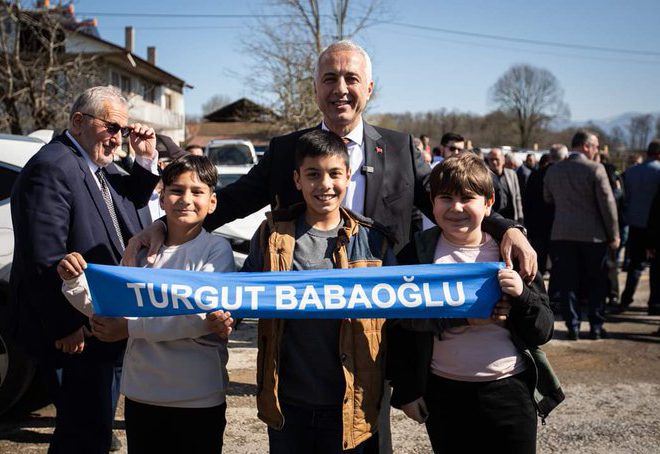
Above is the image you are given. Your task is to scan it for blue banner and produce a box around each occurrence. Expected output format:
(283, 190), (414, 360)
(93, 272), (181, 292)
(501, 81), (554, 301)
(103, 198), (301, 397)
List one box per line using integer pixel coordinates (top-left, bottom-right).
(85, 262), (505, 319)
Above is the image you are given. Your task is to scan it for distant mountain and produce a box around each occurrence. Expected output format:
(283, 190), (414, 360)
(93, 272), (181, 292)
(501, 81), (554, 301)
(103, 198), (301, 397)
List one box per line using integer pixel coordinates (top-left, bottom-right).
(551, 112), (660, 136)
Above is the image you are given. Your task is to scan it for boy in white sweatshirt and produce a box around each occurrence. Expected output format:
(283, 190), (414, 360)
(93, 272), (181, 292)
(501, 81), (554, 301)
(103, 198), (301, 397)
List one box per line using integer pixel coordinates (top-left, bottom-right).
(57, 155), (235, 454)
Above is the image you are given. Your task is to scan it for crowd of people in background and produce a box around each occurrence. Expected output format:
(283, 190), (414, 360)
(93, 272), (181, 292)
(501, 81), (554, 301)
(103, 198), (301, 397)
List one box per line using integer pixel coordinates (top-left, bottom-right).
(8, 37), (659, 454)
(413, 130), (660, 339)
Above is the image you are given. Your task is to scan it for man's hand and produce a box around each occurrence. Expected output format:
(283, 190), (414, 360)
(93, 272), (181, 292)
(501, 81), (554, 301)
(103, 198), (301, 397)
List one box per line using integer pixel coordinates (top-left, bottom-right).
(400, 397), (428, 424)
(609, 238), (621, 251)
(128, 123), (157, 160)
(500, 228), (537, 283)
(469, 298), (512, 326)
(206, 311), (234, 339)
(55, 327), (86, 354)
(491, 297), (512, 321)
(57, 252), (87, 281)
(91, 316), (129, 342)
(122, 220), (167, 266)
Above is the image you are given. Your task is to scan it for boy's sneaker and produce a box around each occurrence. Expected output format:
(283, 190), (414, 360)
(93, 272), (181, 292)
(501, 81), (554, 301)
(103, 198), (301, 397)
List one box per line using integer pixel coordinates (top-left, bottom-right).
(567, 328), (579, 341)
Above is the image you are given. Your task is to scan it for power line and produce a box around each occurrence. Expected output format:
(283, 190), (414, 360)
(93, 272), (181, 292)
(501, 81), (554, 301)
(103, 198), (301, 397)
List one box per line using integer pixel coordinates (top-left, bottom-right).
(387, 22), (660, 58)
(76, 11), (660, 58)
(386, 28), (660, 66)
(77, 12), (298, 18)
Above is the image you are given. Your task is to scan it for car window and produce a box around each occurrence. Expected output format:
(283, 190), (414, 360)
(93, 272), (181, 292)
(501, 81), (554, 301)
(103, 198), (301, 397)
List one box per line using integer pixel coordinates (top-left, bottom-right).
(207, 144), (254, 166)
(0, 164), (20, 201)
(215, 173), (245, 190)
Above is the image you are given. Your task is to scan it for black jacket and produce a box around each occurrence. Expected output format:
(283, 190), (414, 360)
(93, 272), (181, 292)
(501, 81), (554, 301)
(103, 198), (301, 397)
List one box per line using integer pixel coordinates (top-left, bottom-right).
(207, 122), (515, 252)
(387, 226), (563, 418)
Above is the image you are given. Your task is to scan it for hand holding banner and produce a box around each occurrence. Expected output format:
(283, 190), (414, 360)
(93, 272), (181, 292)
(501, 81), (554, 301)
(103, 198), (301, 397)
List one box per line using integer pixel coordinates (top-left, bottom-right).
(85, 262), (505, 319)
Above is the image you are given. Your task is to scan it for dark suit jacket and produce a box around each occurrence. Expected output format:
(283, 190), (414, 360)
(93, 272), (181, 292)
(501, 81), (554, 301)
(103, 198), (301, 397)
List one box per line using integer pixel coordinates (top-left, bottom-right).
(9, 133), (159, 358)
(208, 122), (514, 252)
(208, 123), (431, 252)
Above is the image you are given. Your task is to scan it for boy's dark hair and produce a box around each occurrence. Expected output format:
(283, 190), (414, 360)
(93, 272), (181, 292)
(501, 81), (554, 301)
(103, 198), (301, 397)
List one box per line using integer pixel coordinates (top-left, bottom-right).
(294, 130), (349, 169)
(440, 132), (465, 146)
(430, 153), (494, 200)
(161, 154), (218, 189)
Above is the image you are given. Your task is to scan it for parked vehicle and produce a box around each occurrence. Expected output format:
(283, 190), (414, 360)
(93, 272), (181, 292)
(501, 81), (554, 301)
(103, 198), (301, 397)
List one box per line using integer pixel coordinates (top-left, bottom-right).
(254, 144), (268, 162)
(205, 139), (257, 167)
(212, 165), (267, 269)
(0, 132), (50, 416)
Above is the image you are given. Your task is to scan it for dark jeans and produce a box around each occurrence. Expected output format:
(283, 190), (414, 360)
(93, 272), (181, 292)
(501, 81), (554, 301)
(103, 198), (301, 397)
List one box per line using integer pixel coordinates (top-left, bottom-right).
(268, 402), (366, 454)
(47, 353), (116, 454)
(621, 226), (659, 311)
(550, 240), (608, 332)
(124, 398), (226, 454)
(424, 372), (537, 454)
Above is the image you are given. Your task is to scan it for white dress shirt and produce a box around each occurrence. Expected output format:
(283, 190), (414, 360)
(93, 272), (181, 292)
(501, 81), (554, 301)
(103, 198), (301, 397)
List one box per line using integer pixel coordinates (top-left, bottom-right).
(321, 121), (366, 215)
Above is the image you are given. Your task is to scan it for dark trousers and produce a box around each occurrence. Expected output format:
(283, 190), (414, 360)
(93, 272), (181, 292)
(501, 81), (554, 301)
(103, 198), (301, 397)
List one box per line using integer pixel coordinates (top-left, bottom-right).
(606, 246), (619, 300)
(621, 226), (659, 311)
(124, 398), (227, 454)
(529, 234), (550, 275)
(46, 353), (116, 454)
(268, 402), (366, 454)
(424, 373), (537, 454)
(550, 240), (608, 332)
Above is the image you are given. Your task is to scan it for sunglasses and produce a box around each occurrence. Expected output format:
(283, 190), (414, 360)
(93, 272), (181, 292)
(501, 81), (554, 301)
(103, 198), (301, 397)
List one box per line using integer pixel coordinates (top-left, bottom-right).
(81, 113), (133, 138)
(448, 146), (464, 153)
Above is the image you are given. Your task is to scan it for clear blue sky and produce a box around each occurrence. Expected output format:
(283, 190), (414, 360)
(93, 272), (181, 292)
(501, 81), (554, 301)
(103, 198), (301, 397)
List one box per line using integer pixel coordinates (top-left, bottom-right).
(76, 0), (660, 122)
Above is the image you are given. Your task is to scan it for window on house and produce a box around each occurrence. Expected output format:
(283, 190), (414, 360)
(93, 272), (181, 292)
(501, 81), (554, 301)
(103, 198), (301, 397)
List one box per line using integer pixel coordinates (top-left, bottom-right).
(111, 71), (120, 88)
(142, 81), (156, 104)
(165, 93), (173, 111)
(121, 75), (131, 94)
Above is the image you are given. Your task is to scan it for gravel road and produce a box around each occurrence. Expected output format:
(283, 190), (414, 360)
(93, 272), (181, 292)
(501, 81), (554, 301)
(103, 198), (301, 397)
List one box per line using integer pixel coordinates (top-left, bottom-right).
(1, 274), (658, 453)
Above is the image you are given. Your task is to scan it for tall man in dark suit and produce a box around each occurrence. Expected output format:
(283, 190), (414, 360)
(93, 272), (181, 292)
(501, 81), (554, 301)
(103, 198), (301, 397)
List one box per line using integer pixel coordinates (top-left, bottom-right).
(10, 86), (160, 453)
(125, 40), (537, 453)
(127, 41), (535, 267)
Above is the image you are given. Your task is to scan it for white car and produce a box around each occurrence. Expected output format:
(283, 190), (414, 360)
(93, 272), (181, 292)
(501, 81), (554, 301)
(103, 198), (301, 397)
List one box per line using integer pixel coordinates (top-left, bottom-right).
(205, 139), (257, 168)
(0, 131), (50, 416)
(212, 164), (267, 269)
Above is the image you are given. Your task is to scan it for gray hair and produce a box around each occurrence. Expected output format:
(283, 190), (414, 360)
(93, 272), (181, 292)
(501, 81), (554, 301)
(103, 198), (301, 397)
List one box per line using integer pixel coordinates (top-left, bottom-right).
(505, 153), (522, 167)
(70, 86), (128, 121)
(549, 143), (569, 161)
(314, 40), (372, 82)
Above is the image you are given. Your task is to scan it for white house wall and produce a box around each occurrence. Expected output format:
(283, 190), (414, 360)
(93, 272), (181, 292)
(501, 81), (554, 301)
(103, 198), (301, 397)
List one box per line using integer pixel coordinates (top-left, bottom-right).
(65, 33), (186, 143)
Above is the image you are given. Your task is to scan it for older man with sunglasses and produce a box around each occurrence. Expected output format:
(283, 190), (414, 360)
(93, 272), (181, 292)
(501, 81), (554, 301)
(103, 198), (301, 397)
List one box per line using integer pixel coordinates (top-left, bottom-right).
(10, 85), (160, 453)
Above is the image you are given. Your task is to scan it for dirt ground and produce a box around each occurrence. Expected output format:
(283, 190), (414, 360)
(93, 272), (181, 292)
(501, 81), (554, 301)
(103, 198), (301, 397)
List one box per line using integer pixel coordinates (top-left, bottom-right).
(1, 273), (658, 453)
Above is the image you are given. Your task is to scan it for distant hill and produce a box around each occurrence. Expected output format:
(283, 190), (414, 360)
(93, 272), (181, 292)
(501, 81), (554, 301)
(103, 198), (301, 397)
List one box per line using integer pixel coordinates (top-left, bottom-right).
(551, 112), (660, 136)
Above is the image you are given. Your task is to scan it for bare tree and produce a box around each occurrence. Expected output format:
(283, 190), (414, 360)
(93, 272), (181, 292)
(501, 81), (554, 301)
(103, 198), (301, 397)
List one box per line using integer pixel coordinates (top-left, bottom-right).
(611, 125), (627, 148)
(201, 93), (233, 116)
(490, 64), (569, 148)
(627, 114), (652, 151)
(0, 1), (100, 135)
(244, 0), (387, 132)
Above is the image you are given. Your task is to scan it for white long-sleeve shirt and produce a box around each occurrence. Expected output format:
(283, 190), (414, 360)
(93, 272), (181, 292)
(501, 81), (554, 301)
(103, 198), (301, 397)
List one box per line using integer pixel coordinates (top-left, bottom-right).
(62, 229), (236, 408)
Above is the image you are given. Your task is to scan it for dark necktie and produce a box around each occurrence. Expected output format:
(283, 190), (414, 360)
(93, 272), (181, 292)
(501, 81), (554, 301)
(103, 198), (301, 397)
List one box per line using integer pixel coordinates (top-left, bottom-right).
(95, 167), (125, 249)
